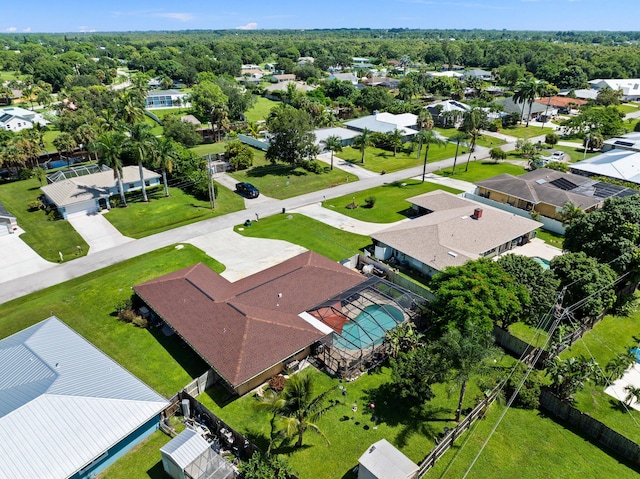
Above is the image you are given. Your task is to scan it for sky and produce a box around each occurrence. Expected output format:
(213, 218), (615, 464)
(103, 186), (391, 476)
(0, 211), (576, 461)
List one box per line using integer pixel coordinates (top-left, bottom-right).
(2, 0), (639, 33)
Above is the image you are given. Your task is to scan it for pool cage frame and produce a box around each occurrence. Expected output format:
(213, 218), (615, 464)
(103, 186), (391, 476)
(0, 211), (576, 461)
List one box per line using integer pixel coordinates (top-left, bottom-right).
(46, 164), (109, 184)
(309, 276), (429, 379)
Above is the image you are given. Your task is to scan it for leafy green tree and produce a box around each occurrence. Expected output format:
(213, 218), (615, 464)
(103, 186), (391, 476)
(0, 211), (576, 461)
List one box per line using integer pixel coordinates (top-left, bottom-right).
(124, 123), (157, 202)
(489, 147), (507, 163)
(213, 75), (256, 120)
(504, 361), (543, 410)
(320, 135), (342, 171)
(550, 252), (617, 319)
(91, 131), (127, 207)
(162, 115), (201, 147)
(545, 132), (559, 146)
(53, 132), (78, 168)
(265, 105), (316, 166)
(584, 133), (604, 151)
(431, 258), (529, 333)
(437, 323), (501, 421)
(561, 106), (624, 138)
(239, 451), (293, 479)
(189, 80), (229, 132)
(280, 372), (338, 447)
(355, 87), (394, 113)
(595, 87), (622, 106)
(390, 344), (447, 407)
(225, 140), (254, 171)
(546, 356), (600, 402)
(352, 128), (372, 164)
(385, 322), (424, 359)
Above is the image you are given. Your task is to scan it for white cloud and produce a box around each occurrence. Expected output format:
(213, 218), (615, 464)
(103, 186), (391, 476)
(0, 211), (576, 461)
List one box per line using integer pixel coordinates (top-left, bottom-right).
(6, 27), (17, 32)
(236, 22), (258, 30)
(152, 12), (195, 22)
(22, 27), (31, 32)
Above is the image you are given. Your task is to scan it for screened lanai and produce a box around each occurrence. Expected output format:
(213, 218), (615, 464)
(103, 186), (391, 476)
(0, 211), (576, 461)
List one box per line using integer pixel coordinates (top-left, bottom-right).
(307, 276), (428, 378)
(46, 163), (108, 183)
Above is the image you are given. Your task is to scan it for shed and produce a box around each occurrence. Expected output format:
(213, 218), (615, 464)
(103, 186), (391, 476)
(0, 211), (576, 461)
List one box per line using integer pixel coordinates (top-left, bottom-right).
(358, 439), (419, 479)
(160, 429), (235, 479)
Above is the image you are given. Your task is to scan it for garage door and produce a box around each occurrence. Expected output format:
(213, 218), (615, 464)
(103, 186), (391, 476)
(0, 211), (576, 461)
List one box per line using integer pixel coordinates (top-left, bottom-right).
(65, 200), (98, 218)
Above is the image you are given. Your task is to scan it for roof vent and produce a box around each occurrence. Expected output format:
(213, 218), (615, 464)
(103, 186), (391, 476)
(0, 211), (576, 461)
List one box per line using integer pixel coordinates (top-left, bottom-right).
(473, 208), (483, 219)
(448, 251), (458, 258)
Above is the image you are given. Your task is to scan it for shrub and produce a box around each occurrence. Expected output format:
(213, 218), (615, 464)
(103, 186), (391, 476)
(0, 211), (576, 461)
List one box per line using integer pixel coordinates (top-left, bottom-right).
(364, 196), (376, 208)
(117, 309), (138, 323)
(225, 140), (254, 171)
(301, 159), (324, 174)
(132, 316), (149, 328)
(27, 200), (42, 211)
(545, 132), (559, 146)
(487, 119), (501, 132)
(268, 375), (286, 392)
(505, 362), (542, 409)
(634, 121), (640, 132)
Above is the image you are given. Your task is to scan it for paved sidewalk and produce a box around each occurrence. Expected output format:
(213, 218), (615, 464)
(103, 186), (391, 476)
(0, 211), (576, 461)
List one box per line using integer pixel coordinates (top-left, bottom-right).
(316, 152), (379, 179)
(290, 203), (402, 236)
(68, 212), (134, 254)
(0, 228), (55, 284)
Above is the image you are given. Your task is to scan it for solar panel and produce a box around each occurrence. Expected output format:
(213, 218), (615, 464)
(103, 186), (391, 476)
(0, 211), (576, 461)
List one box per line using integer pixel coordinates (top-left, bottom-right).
(593, 181), (628, 198)
(550, 178), (578, 191)
(614, 141), (635, 147)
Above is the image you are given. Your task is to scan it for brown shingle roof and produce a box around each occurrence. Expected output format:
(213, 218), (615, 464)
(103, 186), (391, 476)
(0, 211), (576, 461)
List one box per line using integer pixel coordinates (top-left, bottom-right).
(535, 96), (588, 108)
(134, 251), (365, 390)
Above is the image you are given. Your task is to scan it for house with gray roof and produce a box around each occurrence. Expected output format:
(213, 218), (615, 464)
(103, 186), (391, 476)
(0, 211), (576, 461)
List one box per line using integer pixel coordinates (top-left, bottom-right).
(0, 316), (168, 479)
(314, 127), (360, 148)
(464, 69), (493, 81)
(0, 106), (48, 132)
(371, 191), (541, 277)
(41, 165), (161, 219)
(497, 97), (554, 122)
(425, 100), (470, 127)
(344, 112), (418, 137)
(569, 149), (640, 186)
(328, 72), (359, 85)
(588, 79), (640, 102)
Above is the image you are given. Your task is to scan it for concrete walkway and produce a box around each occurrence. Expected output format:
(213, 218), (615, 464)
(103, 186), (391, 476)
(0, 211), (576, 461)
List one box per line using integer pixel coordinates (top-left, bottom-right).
(316, 152), (379, 179)
(67, 212), (134, 254)
(186, 228), (306, 282)
(0, 228), (56, 285)
(290, 203), (402, 236)
(495, 238), (561, 262)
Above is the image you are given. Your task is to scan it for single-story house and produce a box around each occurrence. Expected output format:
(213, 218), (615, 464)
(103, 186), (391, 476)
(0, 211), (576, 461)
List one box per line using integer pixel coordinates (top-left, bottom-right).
(0, 106), (48, 132)
(464, 69), (493, 81)
(160, 429), (235, 479)
(588, 79), (640, 102)
(371, 191), (542, 277)
(41, 165), (161, 219)
(135, 251), (423, 392)
(497, 97), (554, 121)
(264, 80), (315, 94)
(272, 74), (296, 83)
(314, 127), (361, 148)
(558, 88), (598, 101)
(602, 132), (640, 152)
(0, 316), (168, 479)
(534, 96), (587, 114)
(474, 168), (636, 221)
(328, 72), (359, 85)
(297, 56), (314, 65)
(344, 112), (418, 137)
(569, 149), (640, 186)
(145, 89), (190, 109)
(427, 70), (463, 79)
(0, 200), (17, 235)
(425, 100), (470, 127)
(358, 439), (419, 479)
(361, 77), (400, 89)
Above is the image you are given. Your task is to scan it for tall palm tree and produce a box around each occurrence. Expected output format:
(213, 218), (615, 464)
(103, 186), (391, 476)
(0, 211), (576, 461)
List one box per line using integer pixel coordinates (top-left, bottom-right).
(255, 389), (286, 456)
(320, 135), (343, 170)
(352, 127), (372, 164)
(125, 122), (156, 202)
(153, 137), (178, 197)
(560, 201), (585, 226)
(513, 77), (543, 127)
(388, 128), (404, 157)
(461, 107), (486, 172)
(75, 122), (99, 162)
(91, 131), (128, 207)
(415, 110), (434, 158)
(280, 372), (338, 447)
(421, 130), (446, 183)
(450, 131), (469, 175)
(118, 89), (146, 126)
(624, 385), (640, 406)
(53, 132), (78, 168)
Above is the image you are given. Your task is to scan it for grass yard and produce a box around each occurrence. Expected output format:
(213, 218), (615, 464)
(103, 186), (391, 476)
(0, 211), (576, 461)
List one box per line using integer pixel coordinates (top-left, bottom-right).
(230, 155), (353, 199)
(189, 142), (227, 157)
(423, 403), (639, 479)
(105, 184), (245, 238)
(549, 144), (600, 163)
(337, 143), (458, 174)
(244, 96), (279, 122)
(323, 179), (462, 223)
(536, 229), (564, 248)
(433, 128), (507, 149)
(234, 213), (370, 261)
(508, 322), (551, 350)
(0, 177), (88, 262)
(43, 128), (61, 153)
(433, 160), (527, 183)
(618, 104), (639, 115)
(501, 125), (555, 140)
(0, 244), (222, 397)
(199, 365), (489, 479)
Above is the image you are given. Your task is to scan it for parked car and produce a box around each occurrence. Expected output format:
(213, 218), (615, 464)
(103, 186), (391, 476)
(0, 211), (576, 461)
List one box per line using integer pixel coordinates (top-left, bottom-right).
(235, 182), (260, 198)
(541, 151), (565, 163)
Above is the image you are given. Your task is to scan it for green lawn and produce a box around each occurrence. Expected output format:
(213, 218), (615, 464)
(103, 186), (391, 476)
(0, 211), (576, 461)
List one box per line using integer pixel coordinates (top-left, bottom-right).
(618, 104), (639, 115)
(0, 177), (88, 262)
(43, 129), (61, 153)
(234, 213), (370, 261)
(423, 403), (639, 479)
(189, 142), (227, 157)
(199, 365), (489, 479)
(501, 125), (555, 140)
(433, 128), (507, 149)
(244, 97), (279, 122)
(230, 155), (354, 200)
(508, 322), (551, 350)
(323, 179), (462, 223)
(536, 229), (564, 248)
(547, 144), (599, 163)
(337, 143), (458, 174)
(433, 160), (527, 183)
(0, 244), (222, 397)
(104, 184), (245, 238)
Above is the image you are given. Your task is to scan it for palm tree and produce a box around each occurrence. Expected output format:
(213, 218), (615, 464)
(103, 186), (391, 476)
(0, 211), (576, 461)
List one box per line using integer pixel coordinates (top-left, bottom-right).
(280, 372), (339, 447)
(461, 107), (486, 172)
(385, 322), (424, 358)
(118, 89), (146, 126)
(450, 131), (468, 175)
(320, 135), (343, 170)
(75, 123), (99, 162)
(153, 137), (178, 197)
(352, 128), (372, 164)
(91, 131), (127, 207)
(624, 385), (640, 406)
(255, 389), (286, 456)
(605, 351), (634, 383)
(513, 77), (544, 127)
(160, 76), (173, 90)
(387, 128), (404, 157)
(246, 121), (264, 139)
(415, 110), (434, 159)
(125, 123), (156, 202)
(437, 324), (501, 422)
(560, 201), (585, 226)
(53, 132), (78, 168)
(421, 130), (446, 183)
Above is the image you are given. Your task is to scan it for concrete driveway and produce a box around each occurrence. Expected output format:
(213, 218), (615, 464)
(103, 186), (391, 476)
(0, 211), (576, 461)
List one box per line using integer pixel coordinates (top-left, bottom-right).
(67, 212), (134, 254)
(0, 228), (55, 284)
(214, 172), (275, 208)
(186, 227), (307, 282)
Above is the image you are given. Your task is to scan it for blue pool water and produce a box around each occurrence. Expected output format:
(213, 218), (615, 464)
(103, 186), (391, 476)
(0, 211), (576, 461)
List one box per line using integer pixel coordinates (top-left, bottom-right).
(333, 304), (404, 350)
(631, 348), (640, 363)
(533, 256), (551, 270)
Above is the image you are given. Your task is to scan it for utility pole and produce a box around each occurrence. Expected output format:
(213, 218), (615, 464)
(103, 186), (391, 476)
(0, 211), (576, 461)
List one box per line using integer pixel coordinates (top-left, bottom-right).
(207, 154), (215, 210)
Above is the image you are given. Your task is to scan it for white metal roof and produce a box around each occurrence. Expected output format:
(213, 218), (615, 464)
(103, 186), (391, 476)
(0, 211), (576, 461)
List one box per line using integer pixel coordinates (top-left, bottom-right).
(160, 429), (210, 469)
(570, 149), (640, 185)
(358, 439), (419, 479)
(0, 316), (168, 479)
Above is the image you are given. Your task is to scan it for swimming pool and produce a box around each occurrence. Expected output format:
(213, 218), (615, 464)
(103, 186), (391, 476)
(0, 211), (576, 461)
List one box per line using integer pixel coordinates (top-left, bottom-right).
(631, 347), (640, 363)
(532, 256), (551, 270)
(333, 304), (404, 350)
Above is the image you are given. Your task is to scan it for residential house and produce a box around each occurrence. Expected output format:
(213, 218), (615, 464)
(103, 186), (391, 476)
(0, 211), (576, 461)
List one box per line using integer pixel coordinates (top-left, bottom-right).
(601, 131), (640, 152)
(353, 57), (374, 69)
(427, 70), (463, 79)
(425, 100), (470, 127)
(358, 439), (419, 479)
(497, 97), (554, 122)
(474, 168), (635, 222)
(569, 149), (640, 186)
(145, 89), (190, 109)
(371, 191), (542, 277)
(534, 96), (587, 114)
(0, 316), (168, 479)
(464, 69), (493, 81)
(558, 88), (598, 101)
(314, 127), (361, 148)
(344, 112), (418, 137)
(588, 78), (640, 102)
(41, 165), (161, 218)
(0, 106), (48, 132)
(297, 56), (314, 65)
(272, 74), (296, 83)
(361, 77), (400, 89)
(264, 80), (316, 95)
(328, 72), (359, 85)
